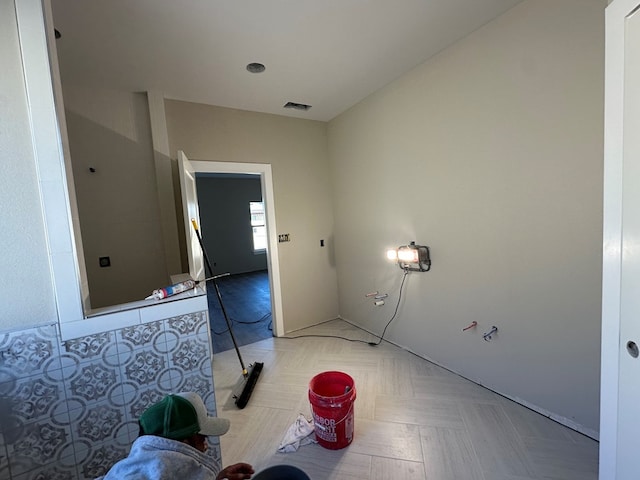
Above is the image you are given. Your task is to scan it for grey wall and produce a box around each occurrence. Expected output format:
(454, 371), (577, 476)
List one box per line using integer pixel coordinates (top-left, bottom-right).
(62, 88), (169, 308)
(165, 102), (340, 332)
(327, 0), (604, 435)
(39, 0), (605, 437)
(0, 0), (57, 329)
(196, 175), (267, 274)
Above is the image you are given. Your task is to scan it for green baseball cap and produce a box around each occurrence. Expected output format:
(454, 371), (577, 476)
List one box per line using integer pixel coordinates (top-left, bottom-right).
(139, 392), (230, 440)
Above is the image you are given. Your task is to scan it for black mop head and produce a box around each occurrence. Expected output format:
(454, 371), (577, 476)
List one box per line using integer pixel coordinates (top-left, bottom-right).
(234, 362), (264, 409)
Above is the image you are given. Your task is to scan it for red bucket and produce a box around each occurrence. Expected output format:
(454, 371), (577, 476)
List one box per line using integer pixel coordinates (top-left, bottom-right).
(308, 371), (356, 449)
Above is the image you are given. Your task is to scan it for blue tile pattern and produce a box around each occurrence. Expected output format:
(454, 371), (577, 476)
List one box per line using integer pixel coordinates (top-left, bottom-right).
(64, 332), (111, 360)
(0, 310), (220, 480)
(70, 364), (118, 401)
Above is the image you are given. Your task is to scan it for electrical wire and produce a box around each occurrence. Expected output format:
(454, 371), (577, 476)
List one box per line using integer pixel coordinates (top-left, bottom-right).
(281, 333), (373, 345)
(211, 323), (230, 336)
(368, 269), (409, 346)
(210, 270), (412, 342)
(233, 311), (272, 325)
(282, 269), (410, 346)
(210, 311), (272, 336)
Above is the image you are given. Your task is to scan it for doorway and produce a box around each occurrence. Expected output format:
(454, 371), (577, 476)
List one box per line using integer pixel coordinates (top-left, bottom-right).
(195, 173), (272, 352)
(190, 160), (284, 343)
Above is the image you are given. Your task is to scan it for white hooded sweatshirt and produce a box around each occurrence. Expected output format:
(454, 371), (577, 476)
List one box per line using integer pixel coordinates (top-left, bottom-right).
(96, 435), (220, 480)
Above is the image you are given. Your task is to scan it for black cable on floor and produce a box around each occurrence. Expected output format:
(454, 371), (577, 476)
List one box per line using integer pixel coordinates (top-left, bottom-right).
(280, 334), (373, 345)
(233, 311), (272, 325)
(211, 326), (230, 336)
(282, 270), (410, 346)
(211, 311), (272, 335)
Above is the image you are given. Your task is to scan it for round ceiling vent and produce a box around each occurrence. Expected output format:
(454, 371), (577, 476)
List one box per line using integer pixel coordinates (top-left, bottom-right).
(246, 62), (266, 73)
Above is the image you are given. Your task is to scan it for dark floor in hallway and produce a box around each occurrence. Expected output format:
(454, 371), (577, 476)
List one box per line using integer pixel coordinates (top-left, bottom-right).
(207, 270), (273, 353)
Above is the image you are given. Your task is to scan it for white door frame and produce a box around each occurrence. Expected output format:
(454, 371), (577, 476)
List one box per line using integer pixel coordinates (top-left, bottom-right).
(601, 0), (640, 477)
(191, 160), (284, 338)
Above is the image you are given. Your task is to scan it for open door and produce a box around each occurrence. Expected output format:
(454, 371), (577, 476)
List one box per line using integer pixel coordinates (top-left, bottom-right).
(178, 150), (205, 281)
(602, 0), (640, 477)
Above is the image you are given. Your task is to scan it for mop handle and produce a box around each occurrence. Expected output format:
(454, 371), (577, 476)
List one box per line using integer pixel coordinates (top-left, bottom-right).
(199, 273), (231, 283)
(191, 219), (248, 374)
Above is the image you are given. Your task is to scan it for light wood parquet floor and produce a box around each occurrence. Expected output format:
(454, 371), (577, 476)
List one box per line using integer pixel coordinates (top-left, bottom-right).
(212, 319), (598, 480)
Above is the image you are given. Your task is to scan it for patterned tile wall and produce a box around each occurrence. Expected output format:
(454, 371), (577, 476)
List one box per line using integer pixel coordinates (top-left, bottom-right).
(0, 310), (221, 480)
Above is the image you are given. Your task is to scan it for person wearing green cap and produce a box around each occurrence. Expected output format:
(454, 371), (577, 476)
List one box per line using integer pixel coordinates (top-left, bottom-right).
(96, 392), (254, 480)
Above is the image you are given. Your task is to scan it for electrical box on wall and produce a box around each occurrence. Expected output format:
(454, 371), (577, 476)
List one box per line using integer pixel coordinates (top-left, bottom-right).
(278, 233), (291, 243)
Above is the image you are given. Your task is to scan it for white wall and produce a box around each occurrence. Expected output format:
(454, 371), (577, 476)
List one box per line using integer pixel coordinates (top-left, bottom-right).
(0, 0), (57, 329)
(165, 101), (339, 332)
(328, 0), (604, 435)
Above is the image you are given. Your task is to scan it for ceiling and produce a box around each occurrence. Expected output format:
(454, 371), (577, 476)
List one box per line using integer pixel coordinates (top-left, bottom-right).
(50, 0), (524, 122)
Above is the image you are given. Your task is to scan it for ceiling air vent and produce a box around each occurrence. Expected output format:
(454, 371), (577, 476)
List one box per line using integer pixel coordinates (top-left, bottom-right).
(246, 62), (266, 73)
(284, 101), (312, 111)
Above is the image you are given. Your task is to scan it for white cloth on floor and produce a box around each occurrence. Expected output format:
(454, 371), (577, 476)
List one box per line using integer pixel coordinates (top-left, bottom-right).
(277, 414), (317, 453)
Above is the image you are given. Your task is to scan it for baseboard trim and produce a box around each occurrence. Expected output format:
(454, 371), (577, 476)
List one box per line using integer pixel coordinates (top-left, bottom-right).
(336, 316), (599, 441)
